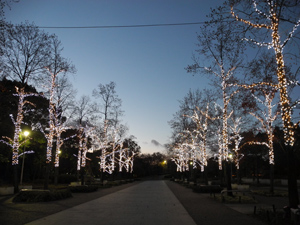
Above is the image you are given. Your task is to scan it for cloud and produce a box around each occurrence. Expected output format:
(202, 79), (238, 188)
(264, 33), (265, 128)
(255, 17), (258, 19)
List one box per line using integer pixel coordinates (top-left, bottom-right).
(151, 139), (162, 147)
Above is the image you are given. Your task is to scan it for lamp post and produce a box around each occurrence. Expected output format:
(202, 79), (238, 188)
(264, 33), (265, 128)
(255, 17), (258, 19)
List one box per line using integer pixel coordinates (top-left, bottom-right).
(20, 131), (29, 185)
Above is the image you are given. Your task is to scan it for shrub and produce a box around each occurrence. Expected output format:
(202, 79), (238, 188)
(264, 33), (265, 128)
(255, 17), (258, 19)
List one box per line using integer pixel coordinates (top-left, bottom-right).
(13, 189), (72, 203)
(217, 195), (257, 203)
(58, 174), (77, 184)
(253, 207), (289, 224)
(69, 185), (98, 193)
(193, 185), (223, 193)
(251, 190), (288, 197)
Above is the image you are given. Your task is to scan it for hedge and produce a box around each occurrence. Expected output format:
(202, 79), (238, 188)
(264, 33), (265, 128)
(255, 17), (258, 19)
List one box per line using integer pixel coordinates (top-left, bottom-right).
(192, 185), (223, 193)
(13, 189), (72, 202)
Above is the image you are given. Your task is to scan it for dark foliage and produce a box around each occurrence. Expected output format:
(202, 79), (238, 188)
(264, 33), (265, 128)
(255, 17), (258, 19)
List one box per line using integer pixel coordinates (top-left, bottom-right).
(0, 79), (49, 183)
(133, 152), (166, 178)
(58, 174), (77, 184)
(192, 185), (223, 193)
(13, 189), (72, 202)
(69, 185), (98, 193)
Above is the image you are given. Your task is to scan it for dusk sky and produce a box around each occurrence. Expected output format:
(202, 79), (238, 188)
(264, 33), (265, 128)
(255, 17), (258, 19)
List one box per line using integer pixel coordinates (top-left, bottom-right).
(5, 0), (226, 154)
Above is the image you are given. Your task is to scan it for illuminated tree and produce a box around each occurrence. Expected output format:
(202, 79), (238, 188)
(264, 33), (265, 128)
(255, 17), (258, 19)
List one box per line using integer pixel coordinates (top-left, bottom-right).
(169, 89), (205, 136)
(168, 89), (218, 178)
(49, 38), (76, 185)
(121, 137), (140, 173)
(88, 121), (136, 177)
(231, 0), (300, 208)
(171, 140), (190, 173)
(186, 6), (245, 194)
(70, 94), (98, 182)
(0, 87), (36, 193)
(98, 122), (130, 174)
(183, 104), (218, 173)
(229, 117), (244, 170)
(251, 89), (278, 193)
(38, 36), (75, 189)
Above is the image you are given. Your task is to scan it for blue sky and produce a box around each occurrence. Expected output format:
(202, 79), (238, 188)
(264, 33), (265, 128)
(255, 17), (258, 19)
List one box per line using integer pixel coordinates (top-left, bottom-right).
(4, 0), (225, 154)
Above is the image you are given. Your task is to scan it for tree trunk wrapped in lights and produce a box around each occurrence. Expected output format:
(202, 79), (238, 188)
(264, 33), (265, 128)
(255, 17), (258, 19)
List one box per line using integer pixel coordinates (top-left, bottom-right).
(250, 90), (278, 165)
(1, 87), (35, 165)
(171, 142), (190, 172)
(183, 104), (217, 172)
(229, 117), (244, 170)
(88, 121), (136, 175)
(0, 87), (37, 193)
(231, 0), (300, 208)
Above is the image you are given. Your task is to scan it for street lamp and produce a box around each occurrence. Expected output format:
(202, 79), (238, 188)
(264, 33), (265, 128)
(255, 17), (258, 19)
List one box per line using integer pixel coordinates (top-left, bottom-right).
(20, 131), (29, 185)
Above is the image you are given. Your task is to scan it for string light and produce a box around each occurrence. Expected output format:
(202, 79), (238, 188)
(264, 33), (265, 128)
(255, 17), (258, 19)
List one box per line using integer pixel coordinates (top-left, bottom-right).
(53, 122), (75, 168)
(0, 87), (37, 165)
(88, 120), (135, 174)
(231, 0), (299, 147)
(172, 103), (219, 172)
(229, 117), (244, 169)
(172, 57), (240, 172)
(217, 129), (223, 170)
(41, 69), (60, 163)
(171, 141), (190, 172)
(249, 90), (277, 164)
(204, 62), (240, 171)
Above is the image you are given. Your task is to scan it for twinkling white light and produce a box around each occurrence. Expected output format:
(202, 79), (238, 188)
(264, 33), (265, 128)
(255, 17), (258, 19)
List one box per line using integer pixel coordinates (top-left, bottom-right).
(229, 117), (244, 169)
(231, 0), (300, 146)
(171, 140), (190, 172)
(88, 120), (135, 174)
(251, 91), (277, 164)
(205, 65), (240, 170)
(0, 87), (37, 165)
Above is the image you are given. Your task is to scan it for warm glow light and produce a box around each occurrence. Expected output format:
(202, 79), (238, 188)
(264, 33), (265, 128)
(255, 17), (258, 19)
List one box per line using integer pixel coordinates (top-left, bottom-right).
(231, 0), (299, 147)
(24, 131), (29, 137)
(0, 87), (36, 165)
(172, 103), (218, 173)
(229, 117), (243, 169)
(88, 120), (135, 174)
(173, 58), (240, 172)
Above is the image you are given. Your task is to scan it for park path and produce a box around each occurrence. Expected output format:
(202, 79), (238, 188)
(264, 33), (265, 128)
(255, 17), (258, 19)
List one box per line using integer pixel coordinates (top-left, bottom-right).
(26, 181), (196, 225)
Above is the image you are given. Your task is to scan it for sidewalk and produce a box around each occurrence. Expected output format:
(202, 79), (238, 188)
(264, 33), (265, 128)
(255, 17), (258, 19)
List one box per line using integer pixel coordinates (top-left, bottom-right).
(26, 181), (196, 225)
(24, 180), (266, 225)
(166, 181), (266, 225)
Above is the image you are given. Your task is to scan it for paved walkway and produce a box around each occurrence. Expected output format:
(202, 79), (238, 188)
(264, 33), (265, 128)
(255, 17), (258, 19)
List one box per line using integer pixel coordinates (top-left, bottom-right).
(26, 181), (196, 225)
(24, 180), (266, 225)
(166, 181), (266, 225)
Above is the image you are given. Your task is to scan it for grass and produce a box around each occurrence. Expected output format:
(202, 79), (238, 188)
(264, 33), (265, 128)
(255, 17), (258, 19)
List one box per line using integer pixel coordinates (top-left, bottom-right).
(69, 185), (98, 193)
(211, 194), (258, 203)
(192, 185), (223, 193)
(251, 190), (288, 197)
(252, 207), (293, 225)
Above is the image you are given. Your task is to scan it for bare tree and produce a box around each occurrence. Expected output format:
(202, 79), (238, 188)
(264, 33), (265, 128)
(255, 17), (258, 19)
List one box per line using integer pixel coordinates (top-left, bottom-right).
(1, 21), (53, 86)
(72, 95), (96, 125)
(93, 81), (124, 128)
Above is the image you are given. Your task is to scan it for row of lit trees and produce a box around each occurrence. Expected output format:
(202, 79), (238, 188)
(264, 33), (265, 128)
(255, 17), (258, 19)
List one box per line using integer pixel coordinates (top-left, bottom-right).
(0, 19), (137, 192)
(169, 0), (300, 208)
